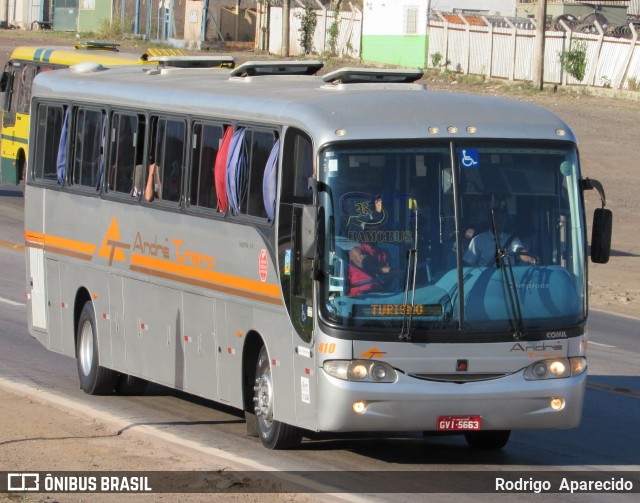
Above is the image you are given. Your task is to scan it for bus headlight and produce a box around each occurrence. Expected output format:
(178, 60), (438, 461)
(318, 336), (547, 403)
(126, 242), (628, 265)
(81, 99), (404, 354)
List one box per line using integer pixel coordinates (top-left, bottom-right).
(323, 360), (397, 383)
(524, 357), (586, 380)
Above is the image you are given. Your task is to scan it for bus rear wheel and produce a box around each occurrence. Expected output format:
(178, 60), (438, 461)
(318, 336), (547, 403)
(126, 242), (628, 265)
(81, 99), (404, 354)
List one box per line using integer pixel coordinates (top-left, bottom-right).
(253, 345), (302, 449)
(77, 301), (117, 395)
(464, 430), (511, 449)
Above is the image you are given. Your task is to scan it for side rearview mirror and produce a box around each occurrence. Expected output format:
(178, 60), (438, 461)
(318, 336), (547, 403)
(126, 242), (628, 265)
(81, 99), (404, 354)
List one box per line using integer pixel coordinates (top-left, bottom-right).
(591, 207), (612, 264)
(580, 177), (612, 264)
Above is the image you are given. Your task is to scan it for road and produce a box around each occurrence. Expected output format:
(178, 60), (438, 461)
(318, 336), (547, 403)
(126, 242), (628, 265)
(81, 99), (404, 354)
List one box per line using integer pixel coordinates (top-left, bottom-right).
(0, 181), (638, 500)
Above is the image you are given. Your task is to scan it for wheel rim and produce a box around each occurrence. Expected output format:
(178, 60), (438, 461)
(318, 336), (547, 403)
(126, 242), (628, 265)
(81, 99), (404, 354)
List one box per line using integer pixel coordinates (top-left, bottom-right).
(78, 320), (94, 377)
(254, 358), (274, 427)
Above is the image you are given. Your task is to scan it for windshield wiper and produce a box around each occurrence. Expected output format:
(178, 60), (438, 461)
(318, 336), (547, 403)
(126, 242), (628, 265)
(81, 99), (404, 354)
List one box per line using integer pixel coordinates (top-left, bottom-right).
(400, 200), (419, 342)
(490, 209), (525, 341)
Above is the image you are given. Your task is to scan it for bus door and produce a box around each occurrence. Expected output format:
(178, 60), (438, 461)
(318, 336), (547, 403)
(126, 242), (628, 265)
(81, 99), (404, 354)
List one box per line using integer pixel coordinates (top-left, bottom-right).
(279, 128), (316, 429)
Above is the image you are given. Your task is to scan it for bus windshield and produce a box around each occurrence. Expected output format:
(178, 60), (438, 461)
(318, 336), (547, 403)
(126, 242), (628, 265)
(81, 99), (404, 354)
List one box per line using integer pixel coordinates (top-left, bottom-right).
(318, 141), (586, 338)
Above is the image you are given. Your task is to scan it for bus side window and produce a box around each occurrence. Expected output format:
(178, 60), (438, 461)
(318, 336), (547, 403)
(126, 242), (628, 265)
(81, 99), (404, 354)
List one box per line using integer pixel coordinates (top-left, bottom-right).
(109, 112), (144, 195)
(33, 102), (65, 182)
(190, 122), (223, 209)
(244, 129), (277, 219)
(225, 127), (277, 219)
(148, 116), (185, 204)
(17, 64), (37, 115)
(71, 107), (104, 189)
(2, 65), (20, 126)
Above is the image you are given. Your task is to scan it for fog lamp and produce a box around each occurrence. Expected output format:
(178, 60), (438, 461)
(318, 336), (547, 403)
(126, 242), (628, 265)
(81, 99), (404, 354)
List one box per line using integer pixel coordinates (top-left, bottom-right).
(550, 397), (565, 411)
(353, 401), (367, 414)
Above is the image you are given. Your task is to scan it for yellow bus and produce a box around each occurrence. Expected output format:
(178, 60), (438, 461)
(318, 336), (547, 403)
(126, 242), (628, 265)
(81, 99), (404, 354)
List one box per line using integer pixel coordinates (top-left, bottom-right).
(0, 42), (186, 185)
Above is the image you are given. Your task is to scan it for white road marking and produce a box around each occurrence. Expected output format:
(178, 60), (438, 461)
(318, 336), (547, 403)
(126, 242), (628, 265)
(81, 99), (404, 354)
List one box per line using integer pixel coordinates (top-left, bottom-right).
(0, 296), (24, 307)
(589, 341), (616, 348)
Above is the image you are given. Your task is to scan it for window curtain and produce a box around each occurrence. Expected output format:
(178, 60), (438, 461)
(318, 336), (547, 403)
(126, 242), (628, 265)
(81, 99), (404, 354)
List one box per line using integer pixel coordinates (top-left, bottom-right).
(214, 126), (233, 213)
(262, 138), (279, 221)
(56, 108), (69, 185)
(226, 128), (247, 215)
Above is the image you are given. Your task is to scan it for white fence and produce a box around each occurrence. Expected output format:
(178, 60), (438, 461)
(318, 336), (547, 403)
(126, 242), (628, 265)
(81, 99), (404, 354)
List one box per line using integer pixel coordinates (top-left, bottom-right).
(267, 5), (362, 58)
(428, 14), (640, 89)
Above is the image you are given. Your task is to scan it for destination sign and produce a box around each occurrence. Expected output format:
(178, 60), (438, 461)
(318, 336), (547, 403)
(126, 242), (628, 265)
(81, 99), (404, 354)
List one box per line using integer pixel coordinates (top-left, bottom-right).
(355, 304), (443, 317)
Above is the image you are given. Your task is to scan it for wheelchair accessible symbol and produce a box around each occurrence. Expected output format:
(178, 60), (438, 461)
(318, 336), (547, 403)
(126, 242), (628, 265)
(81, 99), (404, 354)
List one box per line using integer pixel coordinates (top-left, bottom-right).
(460, 148), (479, 168)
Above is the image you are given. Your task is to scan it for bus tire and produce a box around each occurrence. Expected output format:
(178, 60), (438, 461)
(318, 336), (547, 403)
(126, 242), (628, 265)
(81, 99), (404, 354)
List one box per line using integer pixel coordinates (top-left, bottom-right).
(253, 345), (302, 449)
(76, 301), (117, 395)
(464, 430), (511, 450)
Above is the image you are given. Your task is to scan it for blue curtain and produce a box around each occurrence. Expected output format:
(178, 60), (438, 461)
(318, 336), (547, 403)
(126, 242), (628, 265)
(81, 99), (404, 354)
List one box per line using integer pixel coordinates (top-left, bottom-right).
(262, 139), (279, 221)
(56, 108), (69, 185)
(226, 128), (247, 215)
(96, 113), (107, 191)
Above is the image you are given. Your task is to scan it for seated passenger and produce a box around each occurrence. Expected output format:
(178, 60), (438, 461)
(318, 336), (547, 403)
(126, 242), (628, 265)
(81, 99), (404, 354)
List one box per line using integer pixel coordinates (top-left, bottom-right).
(144, 161), (162, 202)
(463, 208), (538, 266)
(348, 242), (391, 296)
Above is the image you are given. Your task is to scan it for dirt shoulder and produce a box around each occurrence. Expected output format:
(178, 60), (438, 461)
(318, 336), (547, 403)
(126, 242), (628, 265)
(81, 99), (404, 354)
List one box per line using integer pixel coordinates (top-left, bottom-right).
(0, 382), (315, 502)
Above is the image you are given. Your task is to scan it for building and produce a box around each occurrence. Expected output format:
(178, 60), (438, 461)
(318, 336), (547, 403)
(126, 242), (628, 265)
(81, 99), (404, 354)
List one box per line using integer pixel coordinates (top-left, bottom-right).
(362, 0), (430, 68)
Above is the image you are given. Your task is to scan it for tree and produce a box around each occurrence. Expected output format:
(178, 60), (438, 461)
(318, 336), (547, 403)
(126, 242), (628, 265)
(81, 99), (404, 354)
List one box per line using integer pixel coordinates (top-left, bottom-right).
(297, 1), (317, 55)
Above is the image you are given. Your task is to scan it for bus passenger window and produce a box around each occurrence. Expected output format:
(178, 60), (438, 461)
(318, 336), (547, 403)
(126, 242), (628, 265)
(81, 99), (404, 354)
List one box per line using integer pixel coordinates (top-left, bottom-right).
(109, 112), (144, 196)
(71, 108), (104, 189)
(6, 67), (20, 117)
(33, 103), (65, 182)
(281, 131), (313, 205)
(17, 65), (37, 115)
(245, 130), (277, 218)
(190, 122), (223, 209)
(146, 116), (185, 203)
(225, 128), (278, 218)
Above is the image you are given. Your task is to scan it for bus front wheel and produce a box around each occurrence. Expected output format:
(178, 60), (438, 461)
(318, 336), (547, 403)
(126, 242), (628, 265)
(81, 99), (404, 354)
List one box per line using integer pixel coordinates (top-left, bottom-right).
(253, 345), (302, 449)
(76, 301), (117, 395)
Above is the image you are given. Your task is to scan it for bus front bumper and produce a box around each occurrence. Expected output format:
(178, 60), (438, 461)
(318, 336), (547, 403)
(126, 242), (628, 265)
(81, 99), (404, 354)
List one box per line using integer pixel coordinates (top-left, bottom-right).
(316, 369), (586, 433)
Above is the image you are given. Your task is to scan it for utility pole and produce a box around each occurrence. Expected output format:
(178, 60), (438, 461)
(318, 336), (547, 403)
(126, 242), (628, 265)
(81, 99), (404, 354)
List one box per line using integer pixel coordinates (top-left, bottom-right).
(533, 0), (547, 90)
(234, 0), (240, 44)
(282, 0), (290, 57)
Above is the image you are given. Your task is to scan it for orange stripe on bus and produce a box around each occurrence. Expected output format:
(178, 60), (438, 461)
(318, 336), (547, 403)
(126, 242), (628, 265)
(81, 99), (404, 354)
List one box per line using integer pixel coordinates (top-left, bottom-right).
(24, 230), (45, 244)
(44, 234), (96, 256)
(130, 253), (281, 299)
(25, 230), (95, 257)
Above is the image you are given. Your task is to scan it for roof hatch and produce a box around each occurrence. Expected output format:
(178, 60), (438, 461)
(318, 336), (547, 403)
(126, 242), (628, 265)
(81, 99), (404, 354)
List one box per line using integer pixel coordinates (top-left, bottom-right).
(148, 55), (236, 69)
(322, 67), (424, 84)
(230, 60), (324, 77)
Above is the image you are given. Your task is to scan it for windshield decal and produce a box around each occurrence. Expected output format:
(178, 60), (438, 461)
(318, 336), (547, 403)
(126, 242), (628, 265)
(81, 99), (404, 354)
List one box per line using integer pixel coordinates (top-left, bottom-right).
(341, 191), (415, 244)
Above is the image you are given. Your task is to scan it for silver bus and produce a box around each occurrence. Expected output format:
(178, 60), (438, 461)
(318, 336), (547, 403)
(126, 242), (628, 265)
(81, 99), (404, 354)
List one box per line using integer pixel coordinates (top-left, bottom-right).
(24, 60), (612, 450)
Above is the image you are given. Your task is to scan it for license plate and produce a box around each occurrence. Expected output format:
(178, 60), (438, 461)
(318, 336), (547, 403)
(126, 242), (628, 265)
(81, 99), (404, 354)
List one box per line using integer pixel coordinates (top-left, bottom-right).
(437, 415), (482, 431)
